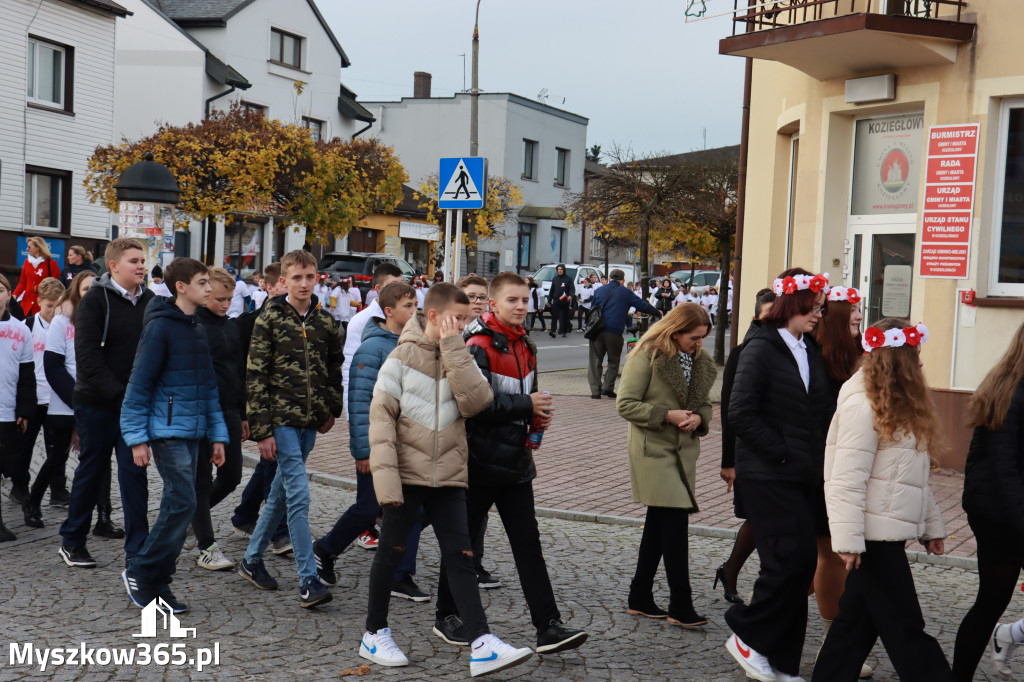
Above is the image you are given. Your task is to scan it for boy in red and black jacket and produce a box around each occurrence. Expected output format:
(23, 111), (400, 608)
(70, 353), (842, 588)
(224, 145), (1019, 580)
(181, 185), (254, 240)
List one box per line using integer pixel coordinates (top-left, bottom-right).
(432, 271), (589, 655)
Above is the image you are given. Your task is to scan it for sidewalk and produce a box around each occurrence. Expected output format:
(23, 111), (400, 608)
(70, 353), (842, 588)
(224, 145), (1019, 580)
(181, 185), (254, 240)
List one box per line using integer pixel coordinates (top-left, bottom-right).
(304, 367), (975, 561)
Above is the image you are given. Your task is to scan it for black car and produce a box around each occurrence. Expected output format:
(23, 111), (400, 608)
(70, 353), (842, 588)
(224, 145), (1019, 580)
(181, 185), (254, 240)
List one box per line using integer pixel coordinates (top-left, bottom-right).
(317, 252), (416, 300)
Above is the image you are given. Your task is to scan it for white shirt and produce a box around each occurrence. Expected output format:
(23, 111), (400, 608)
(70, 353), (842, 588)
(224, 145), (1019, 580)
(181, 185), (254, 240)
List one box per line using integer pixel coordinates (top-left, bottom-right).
(342, 298), (384, 415)
(579, 285), (596, 309)
(148, 280), (171, 298)
(110, 278), (144, 305)
(228, 279), (249, 317)
(332, 286), (357, 322)
(29, 314), (51, 405)
(44, 314), (76, 416)
(252, 289), (268, 308)
(415, 287), (426, 310)
(0, 316), (33, 421)
(778, 327), (810, 392)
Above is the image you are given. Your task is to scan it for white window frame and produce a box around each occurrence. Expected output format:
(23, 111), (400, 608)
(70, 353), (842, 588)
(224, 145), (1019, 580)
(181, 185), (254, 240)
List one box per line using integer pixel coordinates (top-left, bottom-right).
(27, 38), (65, 108)
(988, 97), (1024, 297)
(784, 133), (799, 269)
(24, 170), (63, 232)
(590, 234), (603, 259)
(302, 116), (324, 142)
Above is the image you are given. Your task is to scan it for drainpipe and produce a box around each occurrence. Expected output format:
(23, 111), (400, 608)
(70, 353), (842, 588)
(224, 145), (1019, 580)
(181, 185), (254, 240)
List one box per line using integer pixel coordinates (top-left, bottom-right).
(205, 85), (236, 118)
(352, 121), (373, 139)
(729, 55), (752, 351)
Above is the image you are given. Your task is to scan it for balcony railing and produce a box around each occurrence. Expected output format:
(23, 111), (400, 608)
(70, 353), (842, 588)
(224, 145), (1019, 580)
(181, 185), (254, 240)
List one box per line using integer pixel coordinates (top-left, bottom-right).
(729, 0), (968, 36)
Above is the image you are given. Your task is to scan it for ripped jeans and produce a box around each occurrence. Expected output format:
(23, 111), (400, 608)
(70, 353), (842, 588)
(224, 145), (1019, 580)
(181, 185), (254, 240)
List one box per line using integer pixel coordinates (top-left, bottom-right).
(366, 485), (487, 640)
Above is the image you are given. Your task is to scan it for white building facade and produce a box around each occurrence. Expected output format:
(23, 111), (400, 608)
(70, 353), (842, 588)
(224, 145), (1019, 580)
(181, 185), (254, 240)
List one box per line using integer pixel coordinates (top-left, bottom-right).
(361, 90), (589, 276)
(0, 0), (129, 280)
(114, 0), (374, 276)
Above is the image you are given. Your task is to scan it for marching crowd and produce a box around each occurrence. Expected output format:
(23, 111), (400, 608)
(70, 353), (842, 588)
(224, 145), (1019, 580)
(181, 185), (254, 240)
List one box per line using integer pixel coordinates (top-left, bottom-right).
(1, 238), (1024, 680)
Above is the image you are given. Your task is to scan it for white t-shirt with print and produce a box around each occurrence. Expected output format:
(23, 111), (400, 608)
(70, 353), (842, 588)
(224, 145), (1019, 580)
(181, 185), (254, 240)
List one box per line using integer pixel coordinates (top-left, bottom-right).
(44, 313), (77, 417)
(0, 316), (34, 422)
(29, 314), (51, 405)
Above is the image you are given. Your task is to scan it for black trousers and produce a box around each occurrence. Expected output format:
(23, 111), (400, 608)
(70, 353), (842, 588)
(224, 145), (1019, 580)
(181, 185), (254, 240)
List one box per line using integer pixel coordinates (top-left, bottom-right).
(192, 410), (243, 550)
(367, 485), (487, 640)
(552, 301), (572, 336)
(29, 415), (75, 507)
(725, 479), (817, 676)
(588, 332), (624, 395)
(952, 514), (1024, 681)
(813, 540), (953, 681)
(527, 310), (546, 331)
(436, 481), (560, 633)
(12, 404), (56, 489)
(632, 506), (694, 611)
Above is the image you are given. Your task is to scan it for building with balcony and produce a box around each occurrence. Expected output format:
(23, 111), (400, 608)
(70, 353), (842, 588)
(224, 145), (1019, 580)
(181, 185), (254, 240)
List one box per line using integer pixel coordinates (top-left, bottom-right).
(720, 0), (1024, 466)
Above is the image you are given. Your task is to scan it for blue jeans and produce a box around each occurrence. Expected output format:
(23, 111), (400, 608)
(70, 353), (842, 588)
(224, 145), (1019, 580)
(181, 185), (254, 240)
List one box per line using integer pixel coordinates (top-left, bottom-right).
(232, 458), (289, 542)
(319, 468), (422, 581)
(129, 439), (198, 589)
(245, 427), (317, 585)
(60, 406), (149, 556)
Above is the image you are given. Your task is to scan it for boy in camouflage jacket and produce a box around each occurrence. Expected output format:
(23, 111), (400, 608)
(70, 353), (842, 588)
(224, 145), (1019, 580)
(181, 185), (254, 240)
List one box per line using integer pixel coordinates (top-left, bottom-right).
(238, 250), (342, 609)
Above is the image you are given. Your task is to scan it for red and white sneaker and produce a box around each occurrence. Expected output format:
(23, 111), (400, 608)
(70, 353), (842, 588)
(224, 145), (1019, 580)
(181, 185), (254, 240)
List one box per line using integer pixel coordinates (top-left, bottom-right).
(725, 633), (776, 682)
(356, 531), (379, 550)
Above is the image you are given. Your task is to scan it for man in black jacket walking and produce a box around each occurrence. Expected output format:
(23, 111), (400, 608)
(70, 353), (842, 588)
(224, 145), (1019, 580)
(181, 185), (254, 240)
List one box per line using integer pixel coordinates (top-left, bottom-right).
(548, 264), (574, 338)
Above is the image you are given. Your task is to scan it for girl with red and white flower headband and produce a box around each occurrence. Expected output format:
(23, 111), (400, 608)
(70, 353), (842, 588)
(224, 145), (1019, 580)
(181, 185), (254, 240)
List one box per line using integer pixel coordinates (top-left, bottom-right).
(814, 317), (951, 681)
(724, 267), (834, 682)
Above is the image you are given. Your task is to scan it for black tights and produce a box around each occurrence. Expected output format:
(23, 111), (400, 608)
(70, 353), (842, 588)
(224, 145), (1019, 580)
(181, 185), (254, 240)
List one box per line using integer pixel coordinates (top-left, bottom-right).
(632, 506), (693, 612)
(952, 515), (1024, 681)
(29, 419), (74, 507)
(721, 520), (755, 595)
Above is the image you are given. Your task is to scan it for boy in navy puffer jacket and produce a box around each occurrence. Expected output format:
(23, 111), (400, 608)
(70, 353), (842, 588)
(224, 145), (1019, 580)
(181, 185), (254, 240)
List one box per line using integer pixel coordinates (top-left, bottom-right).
(119, 258), (228, 613)
(314, 282), (426, 599)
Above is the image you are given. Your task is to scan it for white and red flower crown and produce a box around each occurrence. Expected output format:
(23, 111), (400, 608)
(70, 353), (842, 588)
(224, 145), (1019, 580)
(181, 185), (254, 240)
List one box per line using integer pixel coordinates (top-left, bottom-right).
(862, 323), (929, 352)
(827, 286), (861, 304)
(772, 272), (830, 296)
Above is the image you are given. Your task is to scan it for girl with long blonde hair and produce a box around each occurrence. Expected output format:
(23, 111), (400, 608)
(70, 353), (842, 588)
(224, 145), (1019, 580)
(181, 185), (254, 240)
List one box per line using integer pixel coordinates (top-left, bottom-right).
(953, 320), (1024, 680)
(619, 302), (715, 626)
(814, 318), (951, 681)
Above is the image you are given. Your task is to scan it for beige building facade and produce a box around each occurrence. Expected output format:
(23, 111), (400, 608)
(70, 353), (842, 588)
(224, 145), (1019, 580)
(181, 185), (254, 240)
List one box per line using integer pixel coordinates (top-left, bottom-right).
(722, 1), (1023, 463)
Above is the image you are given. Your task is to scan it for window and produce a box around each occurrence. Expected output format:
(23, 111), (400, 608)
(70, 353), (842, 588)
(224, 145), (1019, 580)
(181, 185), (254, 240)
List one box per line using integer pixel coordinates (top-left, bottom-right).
(302, 117), (324, 142)
(784, 134), (799, 268)
(549, 226), (565, 262)
(241, 101), (267, 116)
(517, 222), (533, 270)
(991, 99), (1024, 295)
(27, 37), (72, 111)
(223, 220), (264, 279)
(522, 139), (537, 180)
(270, 28), (303, 69)
(590, 235), (604, 259)
(555, 148), (569, 187)
(24, 168), (68, 232)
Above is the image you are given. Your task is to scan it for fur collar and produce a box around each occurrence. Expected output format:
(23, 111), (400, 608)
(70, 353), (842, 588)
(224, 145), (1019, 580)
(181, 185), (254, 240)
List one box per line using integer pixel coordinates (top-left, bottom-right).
(651, 349), (716, 410)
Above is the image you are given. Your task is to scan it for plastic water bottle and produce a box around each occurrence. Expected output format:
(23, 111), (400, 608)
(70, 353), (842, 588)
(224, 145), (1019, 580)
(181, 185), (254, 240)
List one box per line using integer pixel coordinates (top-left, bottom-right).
(526, 391), (550, 450)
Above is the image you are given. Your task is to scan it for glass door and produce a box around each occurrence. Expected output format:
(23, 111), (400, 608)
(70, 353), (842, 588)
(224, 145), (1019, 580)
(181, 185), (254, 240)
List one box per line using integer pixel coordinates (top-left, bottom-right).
(848, 228), (916, 326)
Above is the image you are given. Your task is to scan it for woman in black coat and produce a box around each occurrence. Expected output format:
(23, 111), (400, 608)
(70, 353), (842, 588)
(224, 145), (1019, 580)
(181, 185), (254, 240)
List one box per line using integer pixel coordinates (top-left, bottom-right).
(723, 268), (834, 682)
(953, 321), (1024, 680)
(62, 246), (99, 287)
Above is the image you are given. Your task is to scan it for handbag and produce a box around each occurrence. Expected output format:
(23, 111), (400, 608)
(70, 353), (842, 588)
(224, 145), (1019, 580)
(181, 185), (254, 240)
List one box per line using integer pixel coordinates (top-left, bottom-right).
(584, 285), (623, 340)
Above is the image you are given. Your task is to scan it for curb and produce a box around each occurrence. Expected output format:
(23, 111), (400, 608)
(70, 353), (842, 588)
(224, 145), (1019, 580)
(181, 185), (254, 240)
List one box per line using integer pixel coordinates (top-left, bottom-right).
(245, 450), (978, 570)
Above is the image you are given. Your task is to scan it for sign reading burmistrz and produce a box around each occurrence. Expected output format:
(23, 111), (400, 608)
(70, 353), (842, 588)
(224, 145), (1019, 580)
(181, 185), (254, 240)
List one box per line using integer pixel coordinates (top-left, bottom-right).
(438, 157), (486, 209)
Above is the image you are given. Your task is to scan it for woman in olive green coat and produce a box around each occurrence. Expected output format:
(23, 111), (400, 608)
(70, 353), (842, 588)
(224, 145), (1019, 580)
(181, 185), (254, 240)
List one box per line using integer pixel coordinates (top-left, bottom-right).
(617, 302), (715, 627)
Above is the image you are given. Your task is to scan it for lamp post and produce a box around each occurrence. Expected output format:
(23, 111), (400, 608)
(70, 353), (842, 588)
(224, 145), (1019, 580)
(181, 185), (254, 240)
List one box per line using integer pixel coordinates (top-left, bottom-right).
(113, 152), (182, 271)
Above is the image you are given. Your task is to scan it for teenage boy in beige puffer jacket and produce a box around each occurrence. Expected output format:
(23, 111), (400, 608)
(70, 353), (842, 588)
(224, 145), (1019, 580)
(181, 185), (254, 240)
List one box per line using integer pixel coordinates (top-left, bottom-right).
(359, 282), (534, 678)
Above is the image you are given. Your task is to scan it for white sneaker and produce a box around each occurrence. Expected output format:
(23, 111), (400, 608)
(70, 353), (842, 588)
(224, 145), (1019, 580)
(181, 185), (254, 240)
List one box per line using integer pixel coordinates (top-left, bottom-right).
(725, 633), (776, 682)
(469, 634), (533, 677)
(859, 661), (874, 678)
(359, 628), (409, 667)
(991, 623), (1017, 677)
(773, 671), (805, 682)
(196, 543), (235, 571)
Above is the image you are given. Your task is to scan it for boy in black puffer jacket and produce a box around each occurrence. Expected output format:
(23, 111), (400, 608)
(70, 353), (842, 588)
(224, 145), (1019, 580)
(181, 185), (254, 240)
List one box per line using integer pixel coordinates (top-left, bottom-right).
(432, 272), (588, 655)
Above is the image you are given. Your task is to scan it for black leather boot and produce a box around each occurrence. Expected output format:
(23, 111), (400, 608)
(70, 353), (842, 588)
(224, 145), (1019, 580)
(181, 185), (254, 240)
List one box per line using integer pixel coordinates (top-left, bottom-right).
(93, 500), (125, 539)
(0, 503), (16, 542)
(627, 579), (668, 619)
(23, 502), (44, 528)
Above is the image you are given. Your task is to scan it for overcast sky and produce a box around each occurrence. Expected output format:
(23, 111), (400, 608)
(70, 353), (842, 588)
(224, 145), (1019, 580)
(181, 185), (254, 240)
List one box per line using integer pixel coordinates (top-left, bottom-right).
(322, 0), (745, 159)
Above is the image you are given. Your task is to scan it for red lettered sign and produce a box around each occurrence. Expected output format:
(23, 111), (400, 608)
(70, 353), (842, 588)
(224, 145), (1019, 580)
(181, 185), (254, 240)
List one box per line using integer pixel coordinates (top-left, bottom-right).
(927, 125), (979, 157)
(925, 155), (975, 184)
(922, 212), (971, 243)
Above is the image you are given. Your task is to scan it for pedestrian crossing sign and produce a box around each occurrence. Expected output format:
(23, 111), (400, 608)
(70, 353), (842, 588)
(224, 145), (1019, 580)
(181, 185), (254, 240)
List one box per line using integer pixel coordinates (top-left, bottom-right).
(438, 157), (486, 209)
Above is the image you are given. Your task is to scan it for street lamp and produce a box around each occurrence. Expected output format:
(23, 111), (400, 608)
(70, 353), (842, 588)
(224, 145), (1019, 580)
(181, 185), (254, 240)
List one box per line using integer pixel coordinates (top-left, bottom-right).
(113, 152), (182, 271)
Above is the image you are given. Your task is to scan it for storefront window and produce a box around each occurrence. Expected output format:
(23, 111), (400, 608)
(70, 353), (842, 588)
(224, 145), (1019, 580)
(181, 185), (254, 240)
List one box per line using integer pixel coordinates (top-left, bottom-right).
(851, 113), (924, 216)
(224, 220), (263, 279)
(993, 103), (1024, 293)
(403, 239), (429, 274)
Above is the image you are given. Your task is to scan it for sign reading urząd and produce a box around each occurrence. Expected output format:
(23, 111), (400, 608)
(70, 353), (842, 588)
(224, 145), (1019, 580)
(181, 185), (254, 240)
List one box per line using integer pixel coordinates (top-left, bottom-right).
(438, 158), (486, 209)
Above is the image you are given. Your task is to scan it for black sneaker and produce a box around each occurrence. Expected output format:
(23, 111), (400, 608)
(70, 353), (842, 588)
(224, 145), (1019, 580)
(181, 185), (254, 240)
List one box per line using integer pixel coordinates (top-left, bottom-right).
(157, 588), (188, 614)
(49, 487), (71, 507)
(432, 615), (470, 646)
(536, 620), (588, 654)
(0, 523), (15, 543)
(391, 576), (429, 602)
(313, 540), (337, 586)
(8, 483), (28, 505)
(59, 544), (97, 568)
(299, 579), (333, 608)
(122, 569), (154, 608)
(238, 557), (278, 590)
(477, 568), (501, 589)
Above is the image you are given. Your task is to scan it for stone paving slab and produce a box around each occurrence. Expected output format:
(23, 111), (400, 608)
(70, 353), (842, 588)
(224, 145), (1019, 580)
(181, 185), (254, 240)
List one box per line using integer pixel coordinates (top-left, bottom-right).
(0, 469), (1010, 681)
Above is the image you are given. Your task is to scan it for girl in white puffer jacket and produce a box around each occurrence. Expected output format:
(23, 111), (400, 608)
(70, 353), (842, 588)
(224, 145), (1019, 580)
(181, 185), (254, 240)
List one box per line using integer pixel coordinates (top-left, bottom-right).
(813, 317), (954, 682)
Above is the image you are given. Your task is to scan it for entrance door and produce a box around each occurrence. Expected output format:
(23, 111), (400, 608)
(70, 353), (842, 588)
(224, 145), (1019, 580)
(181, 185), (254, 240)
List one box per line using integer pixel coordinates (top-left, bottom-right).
(848, 228), (916, 326)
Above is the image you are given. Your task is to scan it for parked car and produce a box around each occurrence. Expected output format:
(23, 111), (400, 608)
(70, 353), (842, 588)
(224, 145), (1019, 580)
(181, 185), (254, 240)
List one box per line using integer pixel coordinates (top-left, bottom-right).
(317, 252), (416, 300)
(533, 263), (602, 301)
(671, 269), (721, 290)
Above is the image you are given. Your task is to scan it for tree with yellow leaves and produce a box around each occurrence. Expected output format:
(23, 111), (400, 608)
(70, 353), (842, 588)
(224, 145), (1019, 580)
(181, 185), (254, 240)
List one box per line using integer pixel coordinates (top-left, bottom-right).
(85, 105), (407, 249)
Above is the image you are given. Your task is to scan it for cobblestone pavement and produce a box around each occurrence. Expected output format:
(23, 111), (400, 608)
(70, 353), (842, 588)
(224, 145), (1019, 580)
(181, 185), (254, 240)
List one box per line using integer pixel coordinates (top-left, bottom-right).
(0, 470), (1011, 681)
(307, 368), (976, 559)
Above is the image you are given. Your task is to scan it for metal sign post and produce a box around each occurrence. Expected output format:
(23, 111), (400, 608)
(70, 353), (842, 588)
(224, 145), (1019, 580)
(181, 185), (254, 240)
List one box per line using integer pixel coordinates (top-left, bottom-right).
(453, 209), (464, 281)
(442, 209), (454, 281)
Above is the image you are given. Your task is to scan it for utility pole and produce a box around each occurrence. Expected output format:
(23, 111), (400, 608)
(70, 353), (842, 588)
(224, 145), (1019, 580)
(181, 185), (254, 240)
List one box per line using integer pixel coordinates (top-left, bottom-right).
(463, 0), (482, 275)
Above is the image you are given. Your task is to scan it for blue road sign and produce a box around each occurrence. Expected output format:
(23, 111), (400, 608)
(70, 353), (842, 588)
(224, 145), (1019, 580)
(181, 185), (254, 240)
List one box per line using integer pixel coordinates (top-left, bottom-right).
(438, 157), (486, 209)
